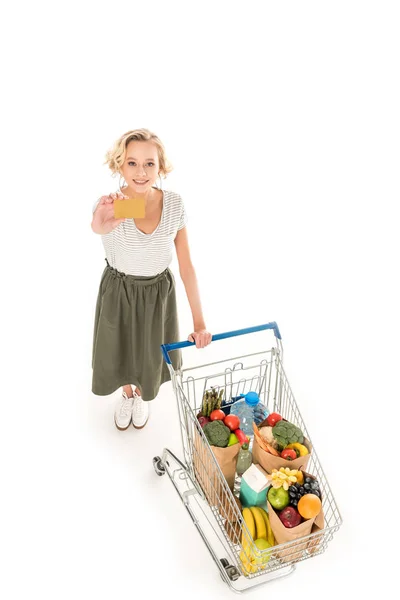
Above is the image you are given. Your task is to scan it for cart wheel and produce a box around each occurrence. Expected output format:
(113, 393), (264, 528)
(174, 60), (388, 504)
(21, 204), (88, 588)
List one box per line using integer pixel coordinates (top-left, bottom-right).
(220, 559), (240, 581)
(227, 567), (240, 582)
(152, 456), (165, 476)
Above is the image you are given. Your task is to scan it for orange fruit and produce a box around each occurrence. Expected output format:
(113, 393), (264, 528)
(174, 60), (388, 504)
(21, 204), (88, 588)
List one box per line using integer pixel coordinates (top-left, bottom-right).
(297, 494), (322, 520)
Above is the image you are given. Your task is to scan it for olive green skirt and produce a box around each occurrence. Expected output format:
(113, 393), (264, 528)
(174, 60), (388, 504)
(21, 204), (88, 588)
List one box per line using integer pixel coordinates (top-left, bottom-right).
(92, 259), (182, 400)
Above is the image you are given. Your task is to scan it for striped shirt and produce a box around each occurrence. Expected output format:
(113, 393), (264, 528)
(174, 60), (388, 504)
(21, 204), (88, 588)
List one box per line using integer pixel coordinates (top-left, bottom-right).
(92, 188), (188, 276)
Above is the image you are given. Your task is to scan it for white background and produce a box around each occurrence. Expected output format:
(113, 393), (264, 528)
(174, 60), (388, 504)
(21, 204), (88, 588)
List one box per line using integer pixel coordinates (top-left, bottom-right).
(1, 1), (398, 598)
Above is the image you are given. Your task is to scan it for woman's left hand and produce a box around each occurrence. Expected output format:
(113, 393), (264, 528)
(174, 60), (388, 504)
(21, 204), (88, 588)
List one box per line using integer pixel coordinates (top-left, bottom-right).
(188, 329), (212, 349)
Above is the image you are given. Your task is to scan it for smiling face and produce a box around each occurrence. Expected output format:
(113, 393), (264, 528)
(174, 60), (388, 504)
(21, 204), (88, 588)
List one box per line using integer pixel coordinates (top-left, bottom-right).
(119, 140), (160, 195)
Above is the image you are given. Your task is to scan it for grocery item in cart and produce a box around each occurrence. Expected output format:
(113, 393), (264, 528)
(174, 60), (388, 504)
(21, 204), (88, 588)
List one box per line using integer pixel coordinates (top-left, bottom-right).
(199, 387), (224, 417)
(230, 391), (264, 437)
(222, 395), (269, 425)
(236, 442), (253, 476)
(239, 505), (275, 574)
(253, 402), (270, 425)
(239, 463), (271, 507)
(253, 418), (312, 473)
(193, 424), (240, 508)
(224, 495), (243, 543)
(267, 471), (324, 563)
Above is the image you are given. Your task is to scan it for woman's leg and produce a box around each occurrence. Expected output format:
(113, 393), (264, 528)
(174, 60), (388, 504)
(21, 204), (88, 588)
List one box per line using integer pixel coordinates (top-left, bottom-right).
(123, 384), (134, 398)
(121, 385), (141, 396)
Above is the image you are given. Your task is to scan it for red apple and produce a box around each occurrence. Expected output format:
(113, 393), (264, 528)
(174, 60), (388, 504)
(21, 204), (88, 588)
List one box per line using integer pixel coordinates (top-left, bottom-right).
(278, 506), (302, 528)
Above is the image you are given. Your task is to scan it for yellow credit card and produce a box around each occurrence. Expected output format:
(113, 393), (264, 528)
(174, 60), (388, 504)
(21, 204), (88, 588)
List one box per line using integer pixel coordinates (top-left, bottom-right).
(114, 198), (146, 218)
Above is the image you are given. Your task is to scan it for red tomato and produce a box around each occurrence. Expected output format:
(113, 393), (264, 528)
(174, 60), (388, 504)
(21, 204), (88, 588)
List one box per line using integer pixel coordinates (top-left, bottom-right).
(266, 412), (282, 427)
(210, 409), (226, 421)
(223, 414), (240, 431)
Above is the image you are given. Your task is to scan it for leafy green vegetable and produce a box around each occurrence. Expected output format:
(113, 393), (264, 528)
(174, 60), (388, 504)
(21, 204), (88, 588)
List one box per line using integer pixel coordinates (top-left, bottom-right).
(203, 420), (231, 447)
(272, 420), (304, 450)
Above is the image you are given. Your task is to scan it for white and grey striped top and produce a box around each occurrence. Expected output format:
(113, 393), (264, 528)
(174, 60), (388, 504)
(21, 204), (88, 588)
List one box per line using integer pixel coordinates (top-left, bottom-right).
(92, 188), (188, 276)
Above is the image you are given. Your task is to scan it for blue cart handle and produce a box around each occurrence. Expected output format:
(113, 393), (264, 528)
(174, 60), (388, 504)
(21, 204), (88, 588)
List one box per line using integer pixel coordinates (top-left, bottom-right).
(161, 321), (281, 365)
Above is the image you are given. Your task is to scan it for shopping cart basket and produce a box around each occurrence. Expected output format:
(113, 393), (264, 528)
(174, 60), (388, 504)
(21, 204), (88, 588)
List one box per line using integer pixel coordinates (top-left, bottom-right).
(153, 322), (342, 592)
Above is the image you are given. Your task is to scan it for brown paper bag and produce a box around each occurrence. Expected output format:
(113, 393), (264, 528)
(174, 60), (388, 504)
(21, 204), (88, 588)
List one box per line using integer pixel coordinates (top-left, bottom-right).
(252, 435), (312, 473)
(267, 471), (324, 563)
(193, 425), (240, 513)
(267, 501), (315, 563)
(306, 505), (325, 555)
(224, 495), (243, 544)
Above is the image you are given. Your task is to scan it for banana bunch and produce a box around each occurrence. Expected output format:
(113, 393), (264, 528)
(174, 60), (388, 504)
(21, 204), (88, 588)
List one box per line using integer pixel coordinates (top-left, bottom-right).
(201, 387), (224, 417)
(239, 506), (275, 575)
(271, 467), (301, 490)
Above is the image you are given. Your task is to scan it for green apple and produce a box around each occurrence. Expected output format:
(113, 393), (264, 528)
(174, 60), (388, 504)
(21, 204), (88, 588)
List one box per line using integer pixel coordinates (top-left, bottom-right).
(228, 433), (239, 446)
(250, 538), (272, 566)
(268, 486), (289, 510)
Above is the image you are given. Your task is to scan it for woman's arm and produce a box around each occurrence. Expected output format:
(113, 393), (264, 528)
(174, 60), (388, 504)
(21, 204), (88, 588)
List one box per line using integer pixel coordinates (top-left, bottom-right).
(174, 227), (212, 348)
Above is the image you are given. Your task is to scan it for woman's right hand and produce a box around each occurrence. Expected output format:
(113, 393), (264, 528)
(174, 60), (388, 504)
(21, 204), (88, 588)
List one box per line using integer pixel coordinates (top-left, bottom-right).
(91, 192), (129, 234)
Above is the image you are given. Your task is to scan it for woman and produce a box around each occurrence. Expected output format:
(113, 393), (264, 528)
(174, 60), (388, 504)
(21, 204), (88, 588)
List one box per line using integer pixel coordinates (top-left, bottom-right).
(91, 128), (212, 430)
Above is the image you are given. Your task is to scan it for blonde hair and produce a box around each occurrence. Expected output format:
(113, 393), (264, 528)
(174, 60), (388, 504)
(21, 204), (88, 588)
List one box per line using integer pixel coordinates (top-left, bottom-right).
(104, 128), (173, 179)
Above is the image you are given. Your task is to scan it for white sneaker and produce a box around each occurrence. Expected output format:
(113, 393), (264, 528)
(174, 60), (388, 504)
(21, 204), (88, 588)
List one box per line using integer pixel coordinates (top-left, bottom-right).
(131, 392), (149, 429)
(114, 391), (134, 430)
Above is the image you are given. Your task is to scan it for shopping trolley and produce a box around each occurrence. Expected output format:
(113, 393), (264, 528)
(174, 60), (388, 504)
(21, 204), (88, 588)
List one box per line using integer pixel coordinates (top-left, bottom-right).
(153, 322), (342, 592)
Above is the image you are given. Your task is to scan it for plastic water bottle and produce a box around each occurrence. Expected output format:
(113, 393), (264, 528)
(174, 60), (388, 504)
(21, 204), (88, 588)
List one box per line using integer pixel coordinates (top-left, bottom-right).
(230, 391), (263, 438)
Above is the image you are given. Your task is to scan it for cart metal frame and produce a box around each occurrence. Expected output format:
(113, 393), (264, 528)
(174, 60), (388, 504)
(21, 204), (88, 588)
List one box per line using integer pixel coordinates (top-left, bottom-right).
(153, 322), (342, 592)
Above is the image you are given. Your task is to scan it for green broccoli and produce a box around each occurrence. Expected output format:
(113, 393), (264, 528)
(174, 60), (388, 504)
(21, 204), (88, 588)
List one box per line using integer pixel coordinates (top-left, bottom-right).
(203, 420), (231, 447)
(272, 420), (304, 450)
